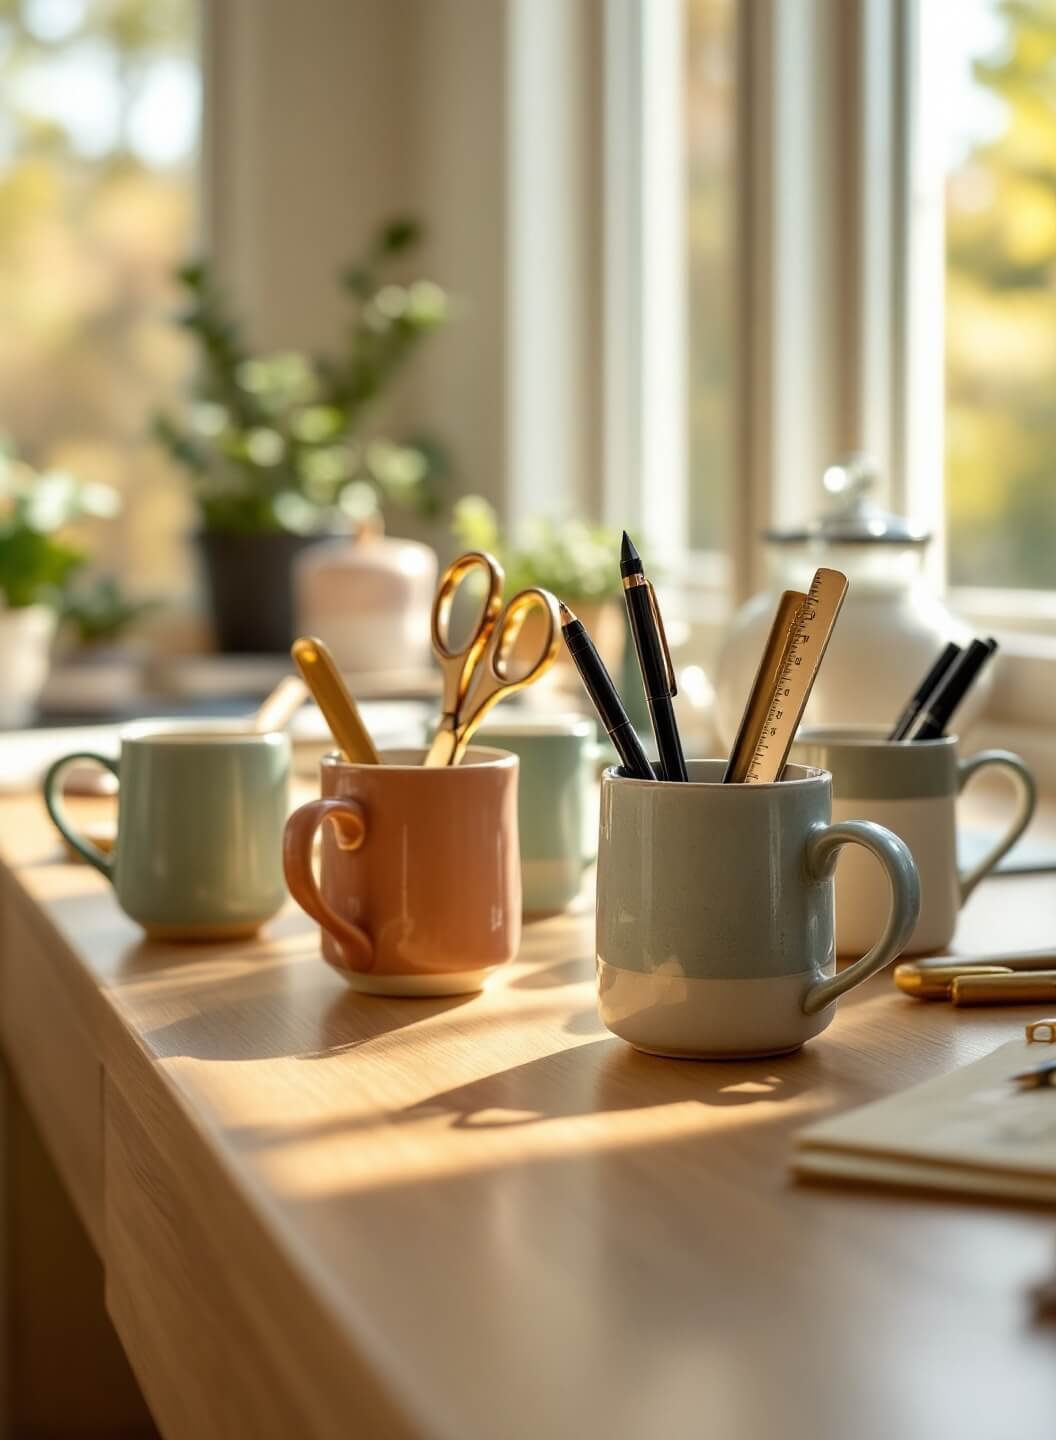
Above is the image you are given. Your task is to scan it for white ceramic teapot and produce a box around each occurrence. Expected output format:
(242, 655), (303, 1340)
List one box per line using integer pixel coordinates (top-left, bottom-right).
(714, 454), (987, 743)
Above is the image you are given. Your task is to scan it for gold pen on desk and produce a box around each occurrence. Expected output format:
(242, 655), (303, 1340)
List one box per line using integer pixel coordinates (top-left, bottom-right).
(952, 972), (1056, 1007)
(895, 951), (1056, 1001)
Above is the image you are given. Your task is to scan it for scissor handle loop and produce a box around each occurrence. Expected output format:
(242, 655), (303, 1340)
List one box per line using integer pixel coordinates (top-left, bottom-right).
(487, 587), (561, 683)
(430, 551), (505, 662)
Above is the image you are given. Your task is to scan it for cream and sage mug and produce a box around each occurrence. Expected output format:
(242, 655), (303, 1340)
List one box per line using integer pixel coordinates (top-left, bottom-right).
(43, 724), (290, 941)
(596, 760), (920, 1059)
(790, 727), (1036, 955)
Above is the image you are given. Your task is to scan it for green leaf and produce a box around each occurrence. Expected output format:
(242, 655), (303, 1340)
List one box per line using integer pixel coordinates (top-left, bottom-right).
(0, 528), (84, 608)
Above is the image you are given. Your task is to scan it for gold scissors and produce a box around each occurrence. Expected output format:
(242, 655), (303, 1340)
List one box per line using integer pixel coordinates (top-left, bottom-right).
(424, 551), (560, 767)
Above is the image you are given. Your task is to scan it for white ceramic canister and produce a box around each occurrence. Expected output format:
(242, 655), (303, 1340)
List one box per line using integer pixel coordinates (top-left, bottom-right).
(293, 528), (438, 676)
(715, 454), (986, 743)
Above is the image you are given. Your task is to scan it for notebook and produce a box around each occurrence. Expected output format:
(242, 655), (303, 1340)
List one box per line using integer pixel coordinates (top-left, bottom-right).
(793, 1036), (1056, 1204)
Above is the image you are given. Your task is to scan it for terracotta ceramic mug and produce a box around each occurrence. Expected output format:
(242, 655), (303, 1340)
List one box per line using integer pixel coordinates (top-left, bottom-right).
(283, 746), (521, 995)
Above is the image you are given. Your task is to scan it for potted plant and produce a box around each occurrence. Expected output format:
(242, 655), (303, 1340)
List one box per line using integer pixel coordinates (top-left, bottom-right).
(155, 218), (450, 654)
(451, 496), (627, 679)
(0, 453), (120, 727)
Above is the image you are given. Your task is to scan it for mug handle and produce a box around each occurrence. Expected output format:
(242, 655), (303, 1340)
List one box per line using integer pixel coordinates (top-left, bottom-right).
(42, 751), (119, 879)
(282, 798), (375, 972)
(956, 750), (1036, 904)
(801, 821), (921, 1016)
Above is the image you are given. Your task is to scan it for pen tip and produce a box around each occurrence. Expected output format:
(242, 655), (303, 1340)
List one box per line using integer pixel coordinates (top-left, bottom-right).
(558, 600), (576, 625)
(619, 531), (642, 576)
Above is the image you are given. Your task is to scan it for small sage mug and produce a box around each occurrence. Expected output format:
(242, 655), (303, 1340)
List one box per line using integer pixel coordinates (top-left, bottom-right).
(43, 724), (290, 941)
(479, 713), (597, 914)
(596, 760), (920, 1059)
(790, 727), (1036, 955)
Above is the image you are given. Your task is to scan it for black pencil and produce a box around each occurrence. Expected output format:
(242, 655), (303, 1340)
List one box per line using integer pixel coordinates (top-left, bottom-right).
(559, 602), (654, 780)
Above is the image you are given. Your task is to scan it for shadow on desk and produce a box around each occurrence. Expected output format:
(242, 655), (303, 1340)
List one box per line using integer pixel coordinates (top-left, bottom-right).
(403, 1039), (817, 1129)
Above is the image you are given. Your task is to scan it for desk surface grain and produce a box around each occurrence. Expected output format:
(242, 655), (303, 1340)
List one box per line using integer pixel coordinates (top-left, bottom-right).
(2, 792), (1056, 1440)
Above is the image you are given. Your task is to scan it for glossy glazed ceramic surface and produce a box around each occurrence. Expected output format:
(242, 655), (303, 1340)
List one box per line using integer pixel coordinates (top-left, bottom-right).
(284, 746), (521, 992)
(44, 726), (290, 936)
(480, 714), (595, 913)
(791, 727), (1036, 955)
(596, 760), (920, 1056)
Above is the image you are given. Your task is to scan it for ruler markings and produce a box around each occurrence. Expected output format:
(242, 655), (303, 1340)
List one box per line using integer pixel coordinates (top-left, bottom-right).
(744, 568), (848, 784)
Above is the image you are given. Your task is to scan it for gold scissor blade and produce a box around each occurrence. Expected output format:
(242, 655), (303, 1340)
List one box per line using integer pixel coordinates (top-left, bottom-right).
(423, 724), (460, 768)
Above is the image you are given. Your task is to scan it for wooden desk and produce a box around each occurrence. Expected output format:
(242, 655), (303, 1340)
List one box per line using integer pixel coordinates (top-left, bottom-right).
(1, 792), (1055, 1439)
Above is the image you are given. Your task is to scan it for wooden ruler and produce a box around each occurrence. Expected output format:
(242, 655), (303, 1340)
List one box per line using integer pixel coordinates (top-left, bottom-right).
(727, 567), (848, 785)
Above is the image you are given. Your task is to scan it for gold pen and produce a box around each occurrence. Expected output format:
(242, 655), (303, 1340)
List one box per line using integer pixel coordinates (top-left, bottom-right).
(291, 637), (381, 765)
(895, 950), (1056, 1000)
(951, 972), (1056, 1007)
(894, 962), (1014, 1000)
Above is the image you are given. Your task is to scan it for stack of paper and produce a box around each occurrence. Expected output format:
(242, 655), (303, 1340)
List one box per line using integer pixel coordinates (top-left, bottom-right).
(793, 1039), (1056, 1204)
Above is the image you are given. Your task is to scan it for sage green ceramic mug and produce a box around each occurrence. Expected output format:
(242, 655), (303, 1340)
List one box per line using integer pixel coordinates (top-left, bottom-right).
(596, 760), (921, 1058)
(43, 724), (290, 941)
(479, 713), (598, 914)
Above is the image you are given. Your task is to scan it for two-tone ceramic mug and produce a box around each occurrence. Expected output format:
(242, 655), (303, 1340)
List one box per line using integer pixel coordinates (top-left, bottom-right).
(43, 724), (290, 940)
(790, 727), (1036, 955)
(596, 760), (921, 1058)
(283, 746), (521, 996)
(479, 713), (597, 914)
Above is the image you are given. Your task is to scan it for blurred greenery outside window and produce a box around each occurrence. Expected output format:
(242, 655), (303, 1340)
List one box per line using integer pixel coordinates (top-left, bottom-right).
(0, 0), (198, 601)
(945, 0), (1056, 592)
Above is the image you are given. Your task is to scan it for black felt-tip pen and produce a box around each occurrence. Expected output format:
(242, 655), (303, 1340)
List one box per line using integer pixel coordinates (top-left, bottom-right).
(620, 532), (688, 782)
(888, 641), (962, 741)
(559, 602), (654, 780)
(908, 637), (997, 741)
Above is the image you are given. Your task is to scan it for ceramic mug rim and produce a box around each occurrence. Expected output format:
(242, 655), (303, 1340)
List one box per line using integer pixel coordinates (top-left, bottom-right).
(602, 759), (827, 790)
(118, 720), (289, 750)
(795, 724), (958, 752)
(321, 744), (517, 774)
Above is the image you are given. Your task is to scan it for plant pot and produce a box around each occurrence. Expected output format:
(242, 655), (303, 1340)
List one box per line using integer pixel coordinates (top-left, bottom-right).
(0, 604), (58, 728)
(197, 530), (329, 654)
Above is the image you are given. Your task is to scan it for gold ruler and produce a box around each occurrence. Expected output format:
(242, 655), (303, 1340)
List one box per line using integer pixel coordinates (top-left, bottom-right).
(724, 567), (848, 784)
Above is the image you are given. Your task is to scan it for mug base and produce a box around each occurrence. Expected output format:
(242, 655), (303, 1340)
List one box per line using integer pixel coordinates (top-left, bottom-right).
(328, 964), (498, 997)
(143, 920), (262, 943)
(596, 960), (833, 1059)
(629, 1040), (805, 1062)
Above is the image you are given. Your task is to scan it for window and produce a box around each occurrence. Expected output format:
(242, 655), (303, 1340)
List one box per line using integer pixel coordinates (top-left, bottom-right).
(604, 0), (737, 624)
(684, 0), (736, 563)
(941, 0), (1056, 593)
(0, 0), (199, 598)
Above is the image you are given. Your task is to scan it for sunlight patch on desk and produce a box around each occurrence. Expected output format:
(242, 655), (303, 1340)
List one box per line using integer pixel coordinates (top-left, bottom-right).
(246, 1083), (829, 1202)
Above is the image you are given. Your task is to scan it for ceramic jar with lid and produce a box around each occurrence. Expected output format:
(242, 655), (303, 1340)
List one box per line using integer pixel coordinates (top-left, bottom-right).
(293, 527), (438, 677)
(714, 454), (986, 742)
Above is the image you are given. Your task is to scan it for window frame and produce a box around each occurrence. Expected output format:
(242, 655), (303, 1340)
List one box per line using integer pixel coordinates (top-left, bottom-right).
(610, 0), (1056, 768)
